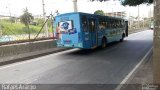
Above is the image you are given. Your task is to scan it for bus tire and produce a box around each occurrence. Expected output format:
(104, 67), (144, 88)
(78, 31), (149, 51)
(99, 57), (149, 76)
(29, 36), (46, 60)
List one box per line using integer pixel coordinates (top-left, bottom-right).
(120, 33), (125, 42)
(102, 37), (107, 48)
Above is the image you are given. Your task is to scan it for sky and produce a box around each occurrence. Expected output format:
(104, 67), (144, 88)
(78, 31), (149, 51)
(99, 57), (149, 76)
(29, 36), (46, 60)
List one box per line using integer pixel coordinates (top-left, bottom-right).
(0, 0), (153, 18)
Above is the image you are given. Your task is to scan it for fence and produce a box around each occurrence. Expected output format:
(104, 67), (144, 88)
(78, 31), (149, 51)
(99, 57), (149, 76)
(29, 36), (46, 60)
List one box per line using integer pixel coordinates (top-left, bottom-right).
(0, 15), (54, 45)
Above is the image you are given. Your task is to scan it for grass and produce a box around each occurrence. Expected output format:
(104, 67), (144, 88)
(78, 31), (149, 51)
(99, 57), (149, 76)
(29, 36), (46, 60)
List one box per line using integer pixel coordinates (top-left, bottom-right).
(0, 21), (53, 35)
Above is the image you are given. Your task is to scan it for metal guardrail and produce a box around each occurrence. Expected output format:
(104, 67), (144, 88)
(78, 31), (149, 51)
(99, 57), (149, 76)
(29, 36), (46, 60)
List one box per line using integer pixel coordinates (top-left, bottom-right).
(0, 37), (54, 46)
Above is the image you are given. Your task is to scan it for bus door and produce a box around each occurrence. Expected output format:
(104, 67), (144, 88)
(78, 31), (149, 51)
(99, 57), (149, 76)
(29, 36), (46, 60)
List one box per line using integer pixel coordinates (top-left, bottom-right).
(88, 18), (97, 48)
(125, 21), (128, 37)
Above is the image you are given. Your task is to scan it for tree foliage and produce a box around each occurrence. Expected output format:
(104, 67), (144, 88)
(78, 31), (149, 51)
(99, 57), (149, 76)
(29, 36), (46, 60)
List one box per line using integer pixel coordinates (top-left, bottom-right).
(19, 8), (34, 40)
(20, 8), (34, 27)
(90, 0), (153, 6)
(90, 0), (110, 2)
(94, 10), (105, 15)
(121, 0), (153, 6)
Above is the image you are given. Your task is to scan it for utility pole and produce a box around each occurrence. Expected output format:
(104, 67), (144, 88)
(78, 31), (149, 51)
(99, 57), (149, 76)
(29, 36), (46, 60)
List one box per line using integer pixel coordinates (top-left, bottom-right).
(73, 0), (78, 12)
(137, 5), (140, 29)
(6, 4), (12, 23)
(42, 0), (48, 37)
(26, 7), (30, 40)
(112, 8), (114, 17)
(153, 0), (160, 84)
(111, 0), (116, 17)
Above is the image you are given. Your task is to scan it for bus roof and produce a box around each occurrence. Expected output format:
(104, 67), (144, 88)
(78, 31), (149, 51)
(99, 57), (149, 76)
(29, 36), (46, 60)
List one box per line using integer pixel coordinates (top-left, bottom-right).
(56, 12), (125, 20)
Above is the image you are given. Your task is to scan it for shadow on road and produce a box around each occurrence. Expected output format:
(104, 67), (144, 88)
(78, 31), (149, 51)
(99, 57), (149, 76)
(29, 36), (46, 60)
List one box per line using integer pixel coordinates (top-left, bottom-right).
(63, 41), (124, 56)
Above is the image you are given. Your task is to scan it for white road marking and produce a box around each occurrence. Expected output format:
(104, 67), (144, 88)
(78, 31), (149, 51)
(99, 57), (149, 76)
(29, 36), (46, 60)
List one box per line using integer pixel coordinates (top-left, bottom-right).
(115, 47), (153, 90)
(0, 49), (78, 70)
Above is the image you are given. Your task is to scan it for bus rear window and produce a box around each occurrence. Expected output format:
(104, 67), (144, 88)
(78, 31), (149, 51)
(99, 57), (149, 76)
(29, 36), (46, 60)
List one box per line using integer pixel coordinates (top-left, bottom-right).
(59, 20), (73, 30)
(58, 20), (76, 34)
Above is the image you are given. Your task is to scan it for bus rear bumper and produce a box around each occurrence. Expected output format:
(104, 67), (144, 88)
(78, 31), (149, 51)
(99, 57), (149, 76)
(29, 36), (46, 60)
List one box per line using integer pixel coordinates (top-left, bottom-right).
(57, 43), (83, 48)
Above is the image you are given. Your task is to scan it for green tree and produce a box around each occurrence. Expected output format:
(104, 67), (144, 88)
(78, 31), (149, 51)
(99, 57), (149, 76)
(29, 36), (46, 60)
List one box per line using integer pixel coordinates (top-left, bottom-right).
(90, 0), (109, 2)
(94, 10), (105, 15)
(20, 8), (34, 26)
(90, 0), (153, 6)
(20, 8), (34, 40)
(121, 0), (153, 6)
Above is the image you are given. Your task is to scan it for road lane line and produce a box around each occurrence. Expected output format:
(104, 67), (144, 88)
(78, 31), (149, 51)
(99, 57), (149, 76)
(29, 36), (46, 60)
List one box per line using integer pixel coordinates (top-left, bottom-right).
(0, 49), (78, 70)
(115, 47), (153, 90)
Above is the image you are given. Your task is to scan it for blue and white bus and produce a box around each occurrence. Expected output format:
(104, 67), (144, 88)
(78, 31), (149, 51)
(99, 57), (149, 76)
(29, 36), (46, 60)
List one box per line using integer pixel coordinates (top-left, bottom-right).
(54, 12), (128, 49)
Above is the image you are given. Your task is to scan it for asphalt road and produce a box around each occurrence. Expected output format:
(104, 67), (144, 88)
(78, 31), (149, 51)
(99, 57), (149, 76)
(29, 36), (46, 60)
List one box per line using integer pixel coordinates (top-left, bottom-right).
(0, 30), (153, 90)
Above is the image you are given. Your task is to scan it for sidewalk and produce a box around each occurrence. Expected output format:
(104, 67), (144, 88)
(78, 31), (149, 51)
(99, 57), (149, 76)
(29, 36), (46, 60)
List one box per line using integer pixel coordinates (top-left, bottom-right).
(0, 47), (70, 66)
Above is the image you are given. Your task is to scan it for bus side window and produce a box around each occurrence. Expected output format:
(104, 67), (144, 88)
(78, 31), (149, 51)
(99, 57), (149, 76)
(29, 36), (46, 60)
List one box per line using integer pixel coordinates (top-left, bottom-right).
(82, 16), (88, 32)
(112, 21), (115, 28)
(115, 20), (117, 28)
(117, 20), (119, 28)
(108, 19), (111, 29)
(89, 19), (95, 32)
(99, 18), (106, 30)
(91, 21), (95, 32)
(122, 20), (125, 27)
(102, 21), (106, 29)
(99, 18), (103, 30)
(119, 21), (121, 28)
(111, 20), (114, 29)
(105, 22), (108, 29)
(116, 20), (119, 28)
(120, 20), (123, 28)
(109, 20), (112, 29)
(114, 21), (116, 28)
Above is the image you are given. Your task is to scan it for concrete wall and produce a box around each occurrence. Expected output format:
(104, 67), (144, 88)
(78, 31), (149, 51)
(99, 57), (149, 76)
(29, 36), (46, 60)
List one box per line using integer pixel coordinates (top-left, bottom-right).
(0, 40), (65, 63)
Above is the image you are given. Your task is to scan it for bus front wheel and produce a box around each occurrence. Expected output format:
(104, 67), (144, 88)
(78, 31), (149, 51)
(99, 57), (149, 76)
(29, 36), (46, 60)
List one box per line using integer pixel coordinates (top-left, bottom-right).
(102, 38), (107, 48)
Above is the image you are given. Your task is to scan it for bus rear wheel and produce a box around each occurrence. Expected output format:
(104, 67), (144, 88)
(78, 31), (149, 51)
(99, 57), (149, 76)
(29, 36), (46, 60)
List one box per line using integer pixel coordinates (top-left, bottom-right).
(102, 38), (107, 48)
(120, 34), (125, 42)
